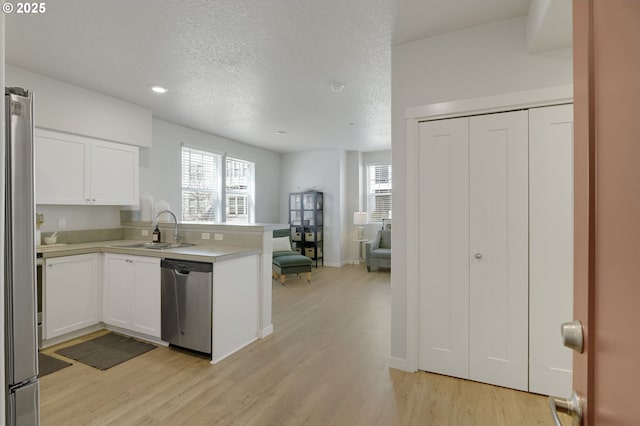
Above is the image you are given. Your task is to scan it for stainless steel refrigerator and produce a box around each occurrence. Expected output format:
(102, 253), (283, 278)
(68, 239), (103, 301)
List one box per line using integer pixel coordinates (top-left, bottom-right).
(4, 87), (39, 425)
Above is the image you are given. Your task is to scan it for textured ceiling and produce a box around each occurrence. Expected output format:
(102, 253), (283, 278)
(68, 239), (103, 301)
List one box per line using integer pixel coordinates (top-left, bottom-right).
(6, 0), (535, 153)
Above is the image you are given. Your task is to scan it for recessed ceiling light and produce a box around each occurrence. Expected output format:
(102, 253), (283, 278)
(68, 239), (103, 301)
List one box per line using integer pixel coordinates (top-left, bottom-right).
(151, 86), (168, 94)
(275, 130), (287, 135)
(330, 83), (345, 93)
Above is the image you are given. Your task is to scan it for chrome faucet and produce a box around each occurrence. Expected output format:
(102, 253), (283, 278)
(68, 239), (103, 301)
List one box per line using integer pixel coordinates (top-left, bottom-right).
(153, 209), (180, 243)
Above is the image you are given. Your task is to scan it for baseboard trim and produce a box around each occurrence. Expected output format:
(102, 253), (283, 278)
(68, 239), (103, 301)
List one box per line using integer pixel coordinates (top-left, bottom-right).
(211, 336), (259, 365)
(388, 356), (415, 372)
(260, 324), (274, 338)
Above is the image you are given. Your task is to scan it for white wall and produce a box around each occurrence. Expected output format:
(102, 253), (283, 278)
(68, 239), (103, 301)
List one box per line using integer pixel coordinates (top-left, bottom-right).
(5, 65), (152, 147)
(390, 17), (573, 365)
(280, 150), (348, 266)
(36, 205), (121, 232)
(345, 151), (362, 262)
(142, 119), (281, 224)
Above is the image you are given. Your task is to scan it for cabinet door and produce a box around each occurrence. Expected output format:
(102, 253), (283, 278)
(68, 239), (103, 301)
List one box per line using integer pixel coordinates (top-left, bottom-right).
(417, 117), (470, 379)
(35, 130), (89, 204)
(90, 140), (139, 205)
(44, 254), (101, 339)
(103, 254), (134, 328)
(469, 110), (529, 391)
(131, 256), (161, 337)
(529, 104), (574, 396)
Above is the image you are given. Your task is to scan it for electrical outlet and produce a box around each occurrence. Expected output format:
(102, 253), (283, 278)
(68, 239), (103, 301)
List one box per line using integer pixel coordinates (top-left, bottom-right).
(201, 233), (210, 240)
(57, 218), (66, 229)
(141, 230), (149, 237)
(214, 233), (223, 241)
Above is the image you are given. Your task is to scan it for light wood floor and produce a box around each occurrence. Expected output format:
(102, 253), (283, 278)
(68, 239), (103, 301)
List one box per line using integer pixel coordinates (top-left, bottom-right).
(40, 265), (563, 425)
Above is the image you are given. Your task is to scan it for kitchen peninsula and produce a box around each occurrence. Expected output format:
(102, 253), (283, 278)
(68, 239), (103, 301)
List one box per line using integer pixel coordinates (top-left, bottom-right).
(38, 222), (284, 364)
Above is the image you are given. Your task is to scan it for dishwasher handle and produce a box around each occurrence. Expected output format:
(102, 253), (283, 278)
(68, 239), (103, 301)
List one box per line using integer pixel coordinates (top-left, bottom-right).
(161, 258), (213, 274)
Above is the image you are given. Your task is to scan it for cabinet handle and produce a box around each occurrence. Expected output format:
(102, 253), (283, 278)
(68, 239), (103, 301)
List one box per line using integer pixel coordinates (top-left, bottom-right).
(92, 198), (96, 202)
(474, 253), (482, 259)
(126, 259), (134, 264)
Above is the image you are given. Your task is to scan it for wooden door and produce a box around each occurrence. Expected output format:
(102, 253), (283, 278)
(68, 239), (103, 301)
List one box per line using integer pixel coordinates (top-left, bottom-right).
(417, 117), (470, 379)
(468, 111), (529, 391)
(529, 104), (574, 396)
(572, 0), (640, 424)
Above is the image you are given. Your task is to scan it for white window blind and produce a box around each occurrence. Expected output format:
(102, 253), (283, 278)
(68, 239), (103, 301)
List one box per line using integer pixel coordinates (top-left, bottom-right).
(181, 145), (222, 222)
(225, 157), (255, 223)
(367, 164), (392, 222)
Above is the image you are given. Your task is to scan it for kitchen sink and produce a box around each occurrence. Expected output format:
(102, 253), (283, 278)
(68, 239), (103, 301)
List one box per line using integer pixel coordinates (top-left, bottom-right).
(113, 242), (195, 250)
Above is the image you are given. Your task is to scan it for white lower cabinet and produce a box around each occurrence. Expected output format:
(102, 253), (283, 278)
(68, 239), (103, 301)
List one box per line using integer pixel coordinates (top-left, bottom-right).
(103, 253), (161, 338)
(44, 253), (101, 339)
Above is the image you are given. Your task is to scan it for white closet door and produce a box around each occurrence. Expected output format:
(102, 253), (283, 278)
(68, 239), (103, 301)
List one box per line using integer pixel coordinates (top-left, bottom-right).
(469, 110), (529, 391)
(529, 104), (574, 396)
(417, 117), (470, 379)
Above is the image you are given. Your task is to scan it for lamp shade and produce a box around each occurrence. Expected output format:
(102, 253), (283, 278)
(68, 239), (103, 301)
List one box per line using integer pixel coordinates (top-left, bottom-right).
(353, 212), (368, 225)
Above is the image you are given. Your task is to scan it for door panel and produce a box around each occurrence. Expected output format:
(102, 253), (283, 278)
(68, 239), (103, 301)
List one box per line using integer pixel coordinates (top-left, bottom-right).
(91, 140), (138, 205)
(572, 1), (640, 424)
(103, 255), (133, 328)
(131, 257), (161, 337)
(417, 117), (469, 379)
(469, 111), (529, 391)
(35, 131), (88, 204)
(529, 104), (574, 396)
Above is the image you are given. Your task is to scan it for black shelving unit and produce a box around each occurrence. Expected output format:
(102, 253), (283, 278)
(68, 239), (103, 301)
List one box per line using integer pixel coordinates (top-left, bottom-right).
(289, 191), (323, 268)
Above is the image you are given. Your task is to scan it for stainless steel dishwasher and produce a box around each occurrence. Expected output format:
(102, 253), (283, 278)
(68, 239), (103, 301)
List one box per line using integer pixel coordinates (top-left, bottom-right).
(161, 259), (213, 354)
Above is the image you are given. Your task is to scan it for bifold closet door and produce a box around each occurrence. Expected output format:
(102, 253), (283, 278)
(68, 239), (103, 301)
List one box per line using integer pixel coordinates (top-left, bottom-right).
(417, 117), (470, 379)
(529, 104), (574, 396)
(469, 110), (529, 391)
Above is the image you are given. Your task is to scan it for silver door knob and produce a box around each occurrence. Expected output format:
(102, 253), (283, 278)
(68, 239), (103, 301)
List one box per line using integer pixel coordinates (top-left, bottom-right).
(474, 253), (482, 259)
(549, 391), (582, 426)
(561, 320), (584, 353)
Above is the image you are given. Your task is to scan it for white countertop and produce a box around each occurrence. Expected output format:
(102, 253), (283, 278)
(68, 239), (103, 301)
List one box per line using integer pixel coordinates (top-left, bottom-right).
(37, 240), (262, 263)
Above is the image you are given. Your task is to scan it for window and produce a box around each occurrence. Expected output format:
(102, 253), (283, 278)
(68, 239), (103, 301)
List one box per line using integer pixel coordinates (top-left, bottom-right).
(225, 157), (255, 224)
(181, 145), (222, 221)
(366, 164), (392, 222)
(181, 146), (255, 223)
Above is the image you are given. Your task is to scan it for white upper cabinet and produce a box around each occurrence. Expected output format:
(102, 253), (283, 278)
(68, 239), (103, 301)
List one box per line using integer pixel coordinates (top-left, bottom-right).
(35, 128), (139, 205)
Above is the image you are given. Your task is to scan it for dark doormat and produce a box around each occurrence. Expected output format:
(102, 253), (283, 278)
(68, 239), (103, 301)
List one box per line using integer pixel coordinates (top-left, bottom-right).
(38, 353), (72, 377)
(55, 332), (156, 371)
